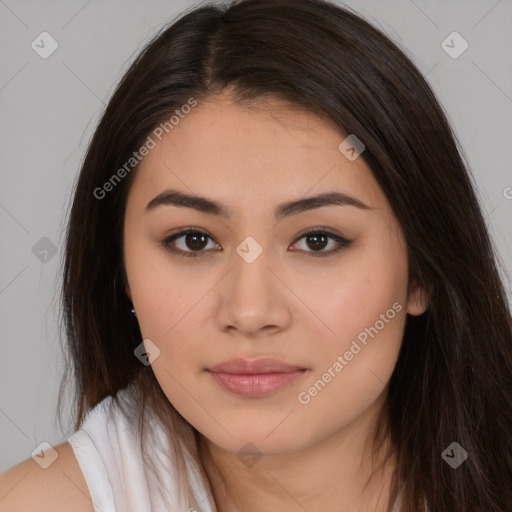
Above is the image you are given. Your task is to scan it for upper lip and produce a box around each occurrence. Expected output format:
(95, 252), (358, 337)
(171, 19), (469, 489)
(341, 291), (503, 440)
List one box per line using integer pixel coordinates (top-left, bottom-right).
(208, 358), (306, 374)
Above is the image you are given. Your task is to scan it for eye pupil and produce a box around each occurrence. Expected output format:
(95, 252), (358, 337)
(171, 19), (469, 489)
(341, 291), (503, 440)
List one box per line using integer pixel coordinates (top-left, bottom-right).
(307, 233), (328, 251)
(186, 233), (208, 250)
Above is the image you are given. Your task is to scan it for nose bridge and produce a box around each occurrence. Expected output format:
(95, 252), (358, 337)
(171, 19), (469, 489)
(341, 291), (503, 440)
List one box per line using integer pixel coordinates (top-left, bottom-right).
(231, 237), (276, 304)
(215, 236), (291, 334)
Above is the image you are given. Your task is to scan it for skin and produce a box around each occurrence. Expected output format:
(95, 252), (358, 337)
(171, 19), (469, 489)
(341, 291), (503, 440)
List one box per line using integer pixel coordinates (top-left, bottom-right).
(123, 91), (428, 512)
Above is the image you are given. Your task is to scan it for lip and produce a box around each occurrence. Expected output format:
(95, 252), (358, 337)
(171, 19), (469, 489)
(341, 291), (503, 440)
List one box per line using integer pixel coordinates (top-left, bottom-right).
(208, 357), (306, 374)
(207, 358), (308, 397)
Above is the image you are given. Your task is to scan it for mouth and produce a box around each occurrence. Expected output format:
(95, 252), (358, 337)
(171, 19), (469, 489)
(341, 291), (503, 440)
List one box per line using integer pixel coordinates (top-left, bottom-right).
(206, 357), (308, 397)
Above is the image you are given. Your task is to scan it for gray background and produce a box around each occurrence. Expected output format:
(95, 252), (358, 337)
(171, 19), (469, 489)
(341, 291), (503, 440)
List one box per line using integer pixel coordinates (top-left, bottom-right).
(1, 0), (511, 471)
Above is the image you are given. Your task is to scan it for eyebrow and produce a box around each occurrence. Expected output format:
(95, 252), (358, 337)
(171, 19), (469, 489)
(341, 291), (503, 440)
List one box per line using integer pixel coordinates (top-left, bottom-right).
(145, 189), (372, 221)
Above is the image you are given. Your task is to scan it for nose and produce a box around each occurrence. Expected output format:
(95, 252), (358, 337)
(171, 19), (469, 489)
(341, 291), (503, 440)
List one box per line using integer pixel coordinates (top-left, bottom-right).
(213, 247), (293, 338)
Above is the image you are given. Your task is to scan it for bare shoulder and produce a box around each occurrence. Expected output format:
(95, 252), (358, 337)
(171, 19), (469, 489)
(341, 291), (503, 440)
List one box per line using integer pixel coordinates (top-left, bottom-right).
(0, 441), (94, 512)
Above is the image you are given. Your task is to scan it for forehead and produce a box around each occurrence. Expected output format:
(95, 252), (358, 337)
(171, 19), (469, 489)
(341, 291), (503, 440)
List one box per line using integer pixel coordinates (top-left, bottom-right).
(127, 93), (386, 217)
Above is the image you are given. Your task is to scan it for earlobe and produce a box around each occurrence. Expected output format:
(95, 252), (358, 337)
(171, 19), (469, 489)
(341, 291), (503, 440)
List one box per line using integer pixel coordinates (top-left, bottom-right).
(406, 283), (429, 316)
(125, 283), (132, 303)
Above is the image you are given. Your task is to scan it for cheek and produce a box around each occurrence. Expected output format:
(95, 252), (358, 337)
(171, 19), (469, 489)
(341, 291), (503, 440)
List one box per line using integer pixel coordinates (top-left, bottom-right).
(125, 235), (208, 339)
(293, 298), (406, 445)
(293, 245), (408, 355)
(291, 240), (408, 411)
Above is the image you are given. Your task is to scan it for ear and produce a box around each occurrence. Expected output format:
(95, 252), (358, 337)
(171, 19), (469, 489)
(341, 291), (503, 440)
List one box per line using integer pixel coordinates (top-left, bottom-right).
(407, 282), (429, 316)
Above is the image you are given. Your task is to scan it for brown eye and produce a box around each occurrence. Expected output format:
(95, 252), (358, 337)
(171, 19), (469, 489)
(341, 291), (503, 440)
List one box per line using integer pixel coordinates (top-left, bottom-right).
(161, 229), (218, 257)
(290, 229), (352, 258)
(305, 233), (329, 251)
(182, 232), (209, 251)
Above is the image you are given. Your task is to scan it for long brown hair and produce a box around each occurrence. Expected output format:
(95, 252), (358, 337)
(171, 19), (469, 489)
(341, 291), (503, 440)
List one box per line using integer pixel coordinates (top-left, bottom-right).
(58, 0), (512, 510)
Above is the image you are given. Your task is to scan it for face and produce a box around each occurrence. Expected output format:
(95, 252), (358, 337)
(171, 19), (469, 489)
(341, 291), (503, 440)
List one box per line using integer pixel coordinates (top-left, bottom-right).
(123, 92), (427, 457)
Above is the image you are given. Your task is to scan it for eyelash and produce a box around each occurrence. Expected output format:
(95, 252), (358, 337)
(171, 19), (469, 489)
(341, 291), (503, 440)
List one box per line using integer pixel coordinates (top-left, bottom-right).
(160, 227), (352, 258)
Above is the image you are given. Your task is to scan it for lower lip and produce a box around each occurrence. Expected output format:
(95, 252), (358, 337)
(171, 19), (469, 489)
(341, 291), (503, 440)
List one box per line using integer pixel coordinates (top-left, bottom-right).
(207, 370), (306, 397)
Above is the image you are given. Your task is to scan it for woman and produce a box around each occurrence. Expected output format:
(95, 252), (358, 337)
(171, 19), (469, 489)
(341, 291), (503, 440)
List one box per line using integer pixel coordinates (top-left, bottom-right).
(2, 0), (511, 511)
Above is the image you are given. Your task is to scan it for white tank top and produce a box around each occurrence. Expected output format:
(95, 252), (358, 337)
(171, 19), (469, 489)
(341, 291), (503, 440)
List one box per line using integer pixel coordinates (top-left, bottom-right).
(66, 389), (216, 512)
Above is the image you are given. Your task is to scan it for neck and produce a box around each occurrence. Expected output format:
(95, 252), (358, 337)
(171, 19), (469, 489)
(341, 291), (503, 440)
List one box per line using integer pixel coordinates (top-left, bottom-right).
(197, 398), (397, 512)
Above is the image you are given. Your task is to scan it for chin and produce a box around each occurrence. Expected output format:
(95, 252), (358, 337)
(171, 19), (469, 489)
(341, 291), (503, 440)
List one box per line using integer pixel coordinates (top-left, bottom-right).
(196, 420), (315, 458)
